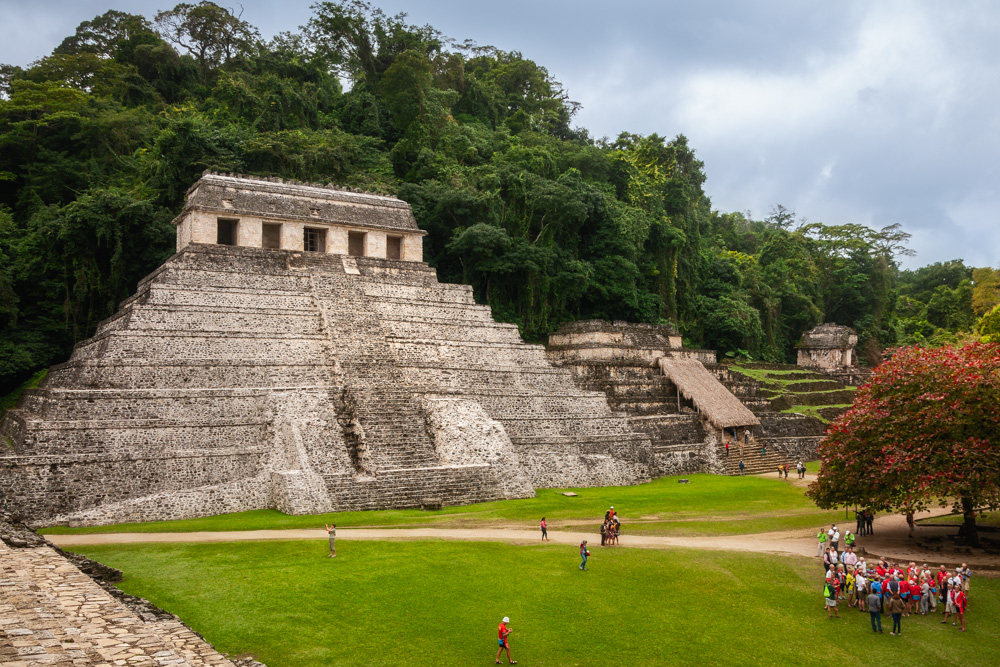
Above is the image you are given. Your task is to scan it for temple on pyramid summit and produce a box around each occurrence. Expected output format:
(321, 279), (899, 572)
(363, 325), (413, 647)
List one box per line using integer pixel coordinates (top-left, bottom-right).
(0, 172), (824, 526)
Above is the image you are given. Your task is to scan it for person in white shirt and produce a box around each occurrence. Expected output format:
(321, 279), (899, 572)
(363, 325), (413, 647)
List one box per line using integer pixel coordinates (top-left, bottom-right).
(856, 571), (868, 611)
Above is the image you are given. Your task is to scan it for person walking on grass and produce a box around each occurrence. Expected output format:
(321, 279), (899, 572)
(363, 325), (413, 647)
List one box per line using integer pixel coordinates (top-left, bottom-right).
(495, 616), (516, 664)
(540, 517), (548, 541)
(824, 579), (840, 619)
(580, 540), (590, 570)
(867, 587), (883, 633)
(887, 592), (905, 635)
(325, 523), (337, 558)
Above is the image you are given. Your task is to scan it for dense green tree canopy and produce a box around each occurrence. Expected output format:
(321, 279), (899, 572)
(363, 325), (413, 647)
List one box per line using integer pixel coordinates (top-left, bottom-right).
(0, 1), (988, 396)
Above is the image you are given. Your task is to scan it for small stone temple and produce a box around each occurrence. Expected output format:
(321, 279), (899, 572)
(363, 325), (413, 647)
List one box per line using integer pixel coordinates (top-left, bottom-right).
(796, 323), (858, 372)
(0, 173), (654, 526)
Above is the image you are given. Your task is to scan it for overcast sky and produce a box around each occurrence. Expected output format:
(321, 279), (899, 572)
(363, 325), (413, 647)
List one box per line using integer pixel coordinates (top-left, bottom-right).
(2, 0), (998, 269)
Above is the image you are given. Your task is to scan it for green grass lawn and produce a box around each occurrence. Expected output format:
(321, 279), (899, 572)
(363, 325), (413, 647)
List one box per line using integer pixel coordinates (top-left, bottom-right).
(783, 404), (853, 423)
(71, 540), (998, 667)
(42, 474), (835, 537)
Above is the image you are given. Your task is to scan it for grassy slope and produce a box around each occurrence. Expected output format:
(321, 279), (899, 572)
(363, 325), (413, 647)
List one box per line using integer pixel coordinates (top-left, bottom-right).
(42, 474), (844, 536)
(0, 369), (46, 418)
(730, 363), (854, 423)
(73, 540), (998, 667)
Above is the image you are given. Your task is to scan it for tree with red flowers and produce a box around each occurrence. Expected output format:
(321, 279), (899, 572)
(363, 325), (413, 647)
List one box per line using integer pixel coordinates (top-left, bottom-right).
(808, 342), (1000, 547)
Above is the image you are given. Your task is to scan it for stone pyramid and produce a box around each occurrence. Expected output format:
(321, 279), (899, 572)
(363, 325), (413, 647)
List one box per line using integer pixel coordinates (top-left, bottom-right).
(0, 173), (652, 525)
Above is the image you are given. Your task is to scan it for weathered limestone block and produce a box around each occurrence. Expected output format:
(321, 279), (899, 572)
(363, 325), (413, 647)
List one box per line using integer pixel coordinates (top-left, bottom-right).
(423, 398), (535, 500)
(270, 470), (334, 515)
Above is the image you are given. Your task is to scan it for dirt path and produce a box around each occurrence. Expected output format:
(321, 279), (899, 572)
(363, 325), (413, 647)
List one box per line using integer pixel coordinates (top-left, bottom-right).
(48, 526), (817, 558)
(46, 508), (1000, 571)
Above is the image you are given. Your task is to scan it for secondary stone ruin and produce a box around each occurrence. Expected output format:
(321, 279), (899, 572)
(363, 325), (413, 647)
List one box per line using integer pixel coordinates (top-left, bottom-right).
(0, 173), (653, 526)
(796, 323), (858, 372)
(547, 320), (827, 476)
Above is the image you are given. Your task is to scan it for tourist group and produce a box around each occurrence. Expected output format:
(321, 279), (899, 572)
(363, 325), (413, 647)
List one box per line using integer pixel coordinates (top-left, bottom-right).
(818, 523), (972, 634)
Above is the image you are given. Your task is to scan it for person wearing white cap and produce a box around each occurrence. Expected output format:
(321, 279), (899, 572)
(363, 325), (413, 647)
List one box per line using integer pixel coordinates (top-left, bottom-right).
(495, 616), (515, 664)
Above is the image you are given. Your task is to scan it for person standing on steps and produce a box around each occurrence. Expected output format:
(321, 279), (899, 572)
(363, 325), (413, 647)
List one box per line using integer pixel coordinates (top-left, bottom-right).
(495, 616), (515, 664)
(540, 517), (548, 541)
(325, 523), (337, 558)
(580, 540), (590, 570)
(738, 459), (745, 475)
(744, 428), (750, 444)
(725, 441), (730, 457)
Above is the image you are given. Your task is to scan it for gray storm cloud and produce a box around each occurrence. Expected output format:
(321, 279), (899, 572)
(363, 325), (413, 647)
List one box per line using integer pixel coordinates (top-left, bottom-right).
(1, 0), (996, 268)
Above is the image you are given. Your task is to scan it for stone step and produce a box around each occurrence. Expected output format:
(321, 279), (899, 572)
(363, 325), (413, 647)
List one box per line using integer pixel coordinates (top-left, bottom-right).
(46, 359), (335, 390)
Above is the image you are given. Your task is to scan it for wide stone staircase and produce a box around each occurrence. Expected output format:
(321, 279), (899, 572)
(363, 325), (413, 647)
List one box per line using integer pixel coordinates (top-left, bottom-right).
(717, 446), (792, 476)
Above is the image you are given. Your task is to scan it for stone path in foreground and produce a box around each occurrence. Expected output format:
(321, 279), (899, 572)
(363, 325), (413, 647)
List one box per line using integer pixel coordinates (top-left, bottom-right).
(0, 540), (235, 666)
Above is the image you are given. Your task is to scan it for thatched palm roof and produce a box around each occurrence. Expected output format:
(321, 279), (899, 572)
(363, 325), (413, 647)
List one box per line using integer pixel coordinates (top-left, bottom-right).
(658, 358), (760, 429)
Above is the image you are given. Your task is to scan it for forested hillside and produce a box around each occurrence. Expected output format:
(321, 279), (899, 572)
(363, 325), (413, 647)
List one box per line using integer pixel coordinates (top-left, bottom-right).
(1, 1), (997, 396)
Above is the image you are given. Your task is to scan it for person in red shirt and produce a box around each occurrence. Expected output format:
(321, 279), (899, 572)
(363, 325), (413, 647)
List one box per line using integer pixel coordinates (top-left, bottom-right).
(495, 616), (516, 664)
(953, 589), (968, 631)
(936, 567), (949, 611)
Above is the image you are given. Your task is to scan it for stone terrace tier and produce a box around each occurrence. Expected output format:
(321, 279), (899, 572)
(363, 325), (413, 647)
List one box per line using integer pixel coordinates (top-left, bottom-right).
(1, 244), (651, 525)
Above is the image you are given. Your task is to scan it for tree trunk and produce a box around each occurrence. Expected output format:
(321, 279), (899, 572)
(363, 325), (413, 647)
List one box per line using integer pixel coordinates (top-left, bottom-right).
(960, 496), (979, 548)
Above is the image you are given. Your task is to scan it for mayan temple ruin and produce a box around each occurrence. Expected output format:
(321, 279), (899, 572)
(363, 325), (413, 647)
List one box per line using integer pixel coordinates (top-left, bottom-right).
(0, 173), (827, 526)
